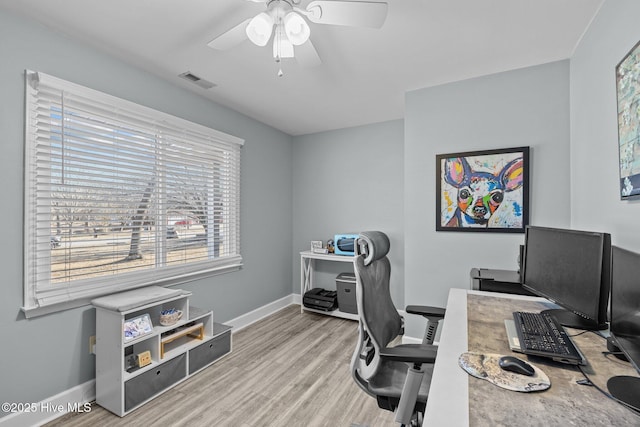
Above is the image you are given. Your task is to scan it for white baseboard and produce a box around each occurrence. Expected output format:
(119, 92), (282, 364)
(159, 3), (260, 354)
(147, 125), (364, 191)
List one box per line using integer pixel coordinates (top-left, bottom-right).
(225, 293), (300, 333)
(0, 293), (302, 427)
(0, 380), (95, 427)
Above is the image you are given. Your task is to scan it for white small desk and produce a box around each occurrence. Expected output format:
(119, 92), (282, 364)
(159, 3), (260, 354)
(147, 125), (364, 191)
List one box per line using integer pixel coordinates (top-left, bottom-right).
(299, 250), (358, 320)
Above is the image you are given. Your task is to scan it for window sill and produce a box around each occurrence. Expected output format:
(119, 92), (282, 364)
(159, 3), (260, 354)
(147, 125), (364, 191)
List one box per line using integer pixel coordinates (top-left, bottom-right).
(22, 264), (242, 319)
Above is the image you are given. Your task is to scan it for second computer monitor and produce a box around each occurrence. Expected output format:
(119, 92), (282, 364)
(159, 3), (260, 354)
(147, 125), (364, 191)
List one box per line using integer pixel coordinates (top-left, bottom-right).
(522, 225), (611, 330)
(607, 246), (640, 408)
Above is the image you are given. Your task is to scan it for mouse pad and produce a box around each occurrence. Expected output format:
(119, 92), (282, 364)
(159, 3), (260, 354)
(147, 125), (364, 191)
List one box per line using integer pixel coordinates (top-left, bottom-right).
(458, 352), (550, 392)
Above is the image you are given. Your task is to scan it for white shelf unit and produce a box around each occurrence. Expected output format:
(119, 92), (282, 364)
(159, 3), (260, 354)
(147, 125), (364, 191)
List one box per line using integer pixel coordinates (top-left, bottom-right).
(300, 250), (358, 321)
(93, 287), (231, 416)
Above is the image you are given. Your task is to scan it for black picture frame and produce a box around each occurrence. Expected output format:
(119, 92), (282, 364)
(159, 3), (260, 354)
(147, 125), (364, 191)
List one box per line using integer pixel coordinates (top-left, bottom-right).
(436, 146), (530, 233)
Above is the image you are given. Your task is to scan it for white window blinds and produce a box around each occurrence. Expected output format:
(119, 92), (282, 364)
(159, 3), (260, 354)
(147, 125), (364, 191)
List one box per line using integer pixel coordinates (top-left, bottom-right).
(23, 70), (243, 317)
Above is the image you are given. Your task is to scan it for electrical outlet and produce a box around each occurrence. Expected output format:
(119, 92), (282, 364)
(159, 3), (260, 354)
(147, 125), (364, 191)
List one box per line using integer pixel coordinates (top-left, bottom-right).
(89, 335), (96, 354)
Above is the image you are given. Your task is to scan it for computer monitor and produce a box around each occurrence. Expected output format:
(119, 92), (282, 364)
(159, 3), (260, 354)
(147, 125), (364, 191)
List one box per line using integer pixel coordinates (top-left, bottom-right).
(521, 225), (611, 330)
(607, 246), (640, 409)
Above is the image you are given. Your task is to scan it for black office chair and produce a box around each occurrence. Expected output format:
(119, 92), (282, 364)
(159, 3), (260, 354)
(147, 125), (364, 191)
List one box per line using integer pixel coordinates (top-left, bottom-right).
(350, 231), (445, 427)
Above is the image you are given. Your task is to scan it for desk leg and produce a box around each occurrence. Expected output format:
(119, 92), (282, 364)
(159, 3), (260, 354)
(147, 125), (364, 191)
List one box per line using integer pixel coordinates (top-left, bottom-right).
(300, 257), (314, 313)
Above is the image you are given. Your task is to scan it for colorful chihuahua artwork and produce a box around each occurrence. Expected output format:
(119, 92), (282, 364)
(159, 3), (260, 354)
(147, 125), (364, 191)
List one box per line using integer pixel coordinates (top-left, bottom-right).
(440, 154), (525, 228)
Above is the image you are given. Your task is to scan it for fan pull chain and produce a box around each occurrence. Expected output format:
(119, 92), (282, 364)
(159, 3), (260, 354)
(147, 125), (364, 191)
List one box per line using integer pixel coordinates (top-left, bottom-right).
(274, 20), (284, 77)
(274, 54), (284, 77)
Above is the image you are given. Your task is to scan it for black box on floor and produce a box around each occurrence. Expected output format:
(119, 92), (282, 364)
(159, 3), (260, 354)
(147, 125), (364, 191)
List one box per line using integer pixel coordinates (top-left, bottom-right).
(336, 272), (357, 314)
(303, 288), (338, 311)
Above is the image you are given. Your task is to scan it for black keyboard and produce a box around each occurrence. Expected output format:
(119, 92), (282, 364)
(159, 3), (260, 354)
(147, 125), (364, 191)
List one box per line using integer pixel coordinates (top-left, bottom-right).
(512, 311), (584, 364)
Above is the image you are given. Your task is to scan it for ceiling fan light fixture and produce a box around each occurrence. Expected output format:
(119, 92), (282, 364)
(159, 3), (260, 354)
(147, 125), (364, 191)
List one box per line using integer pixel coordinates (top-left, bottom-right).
(283, 11), (310, 45)
(246, 12), (274, 46)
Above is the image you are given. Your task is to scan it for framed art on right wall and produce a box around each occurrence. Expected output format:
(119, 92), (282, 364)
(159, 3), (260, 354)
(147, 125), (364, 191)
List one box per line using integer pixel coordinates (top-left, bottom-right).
(616, 40), (640, 199)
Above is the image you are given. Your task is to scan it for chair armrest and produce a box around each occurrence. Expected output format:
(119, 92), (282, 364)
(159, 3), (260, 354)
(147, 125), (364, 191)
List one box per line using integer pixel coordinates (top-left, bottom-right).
(406, 305), (446, 319)
(379, 344), (438, 364)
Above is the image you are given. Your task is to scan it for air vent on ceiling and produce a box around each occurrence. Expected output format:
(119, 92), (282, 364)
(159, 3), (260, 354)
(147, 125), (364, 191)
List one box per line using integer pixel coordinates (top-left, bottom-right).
(178, 71), (216, 89)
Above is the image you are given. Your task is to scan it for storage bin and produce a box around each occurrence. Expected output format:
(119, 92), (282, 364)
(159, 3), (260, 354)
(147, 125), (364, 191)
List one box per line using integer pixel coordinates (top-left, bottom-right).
(336, 272), (357, 314)
(124, 353), (186, 412)
(188, 331), (231, 374)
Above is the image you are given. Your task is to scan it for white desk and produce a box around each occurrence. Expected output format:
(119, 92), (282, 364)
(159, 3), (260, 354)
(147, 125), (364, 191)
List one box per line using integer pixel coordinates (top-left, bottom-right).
(423, 288), (470, 426)
(425, 289), (640, 426)
(299, 250), (358, 320)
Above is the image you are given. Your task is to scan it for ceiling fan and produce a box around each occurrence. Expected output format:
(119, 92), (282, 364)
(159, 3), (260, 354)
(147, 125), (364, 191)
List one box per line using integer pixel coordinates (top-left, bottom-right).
(207, 0), (388, 76)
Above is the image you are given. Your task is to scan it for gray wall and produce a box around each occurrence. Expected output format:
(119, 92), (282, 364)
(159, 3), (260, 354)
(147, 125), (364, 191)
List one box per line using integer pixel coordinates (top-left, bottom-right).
(404, 61), (572, 337)
(292, 121), (405, 305)
(0, 9), (292, 409)
(570, 0), (640, 252)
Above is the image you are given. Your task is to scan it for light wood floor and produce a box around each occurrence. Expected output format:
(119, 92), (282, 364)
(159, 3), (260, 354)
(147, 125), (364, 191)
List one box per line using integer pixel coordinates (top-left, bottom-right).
(46, 305), (396, 427)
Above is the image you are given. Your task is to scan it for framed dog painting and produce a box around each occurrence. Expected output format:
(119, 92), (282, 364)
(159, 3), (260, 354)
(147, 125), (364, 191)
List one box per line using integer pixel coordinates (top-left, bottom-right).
(436, 146), (530, 233)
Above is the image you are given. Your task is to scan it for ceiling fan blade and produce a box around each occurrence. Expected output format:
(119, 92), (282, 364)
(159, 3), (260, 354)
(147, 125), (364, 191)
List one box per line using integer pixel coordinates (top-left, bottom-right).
(295, 39), (322, 68)
(207, 18), (251, 50)
(305, 1), (388, 28)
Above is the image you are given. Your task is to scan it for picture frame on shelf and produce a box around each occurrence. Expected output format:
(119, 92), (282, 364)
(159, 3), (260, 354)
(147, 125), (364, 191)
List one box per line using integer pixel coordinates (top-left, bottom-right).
(124, 313), (153, 342)
(311, 240), (327, 254)
(436, 146), (529, 233)
(616, 40), (640, 199)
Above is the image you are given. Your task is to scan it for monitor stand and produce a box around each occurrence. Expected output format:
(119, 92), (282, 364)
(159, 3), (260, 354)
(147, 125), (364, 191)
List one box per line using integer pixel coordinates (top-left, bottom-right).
(541, 308), (602, 330)
(607, 337), (630, 361)
(607, 376), (640, 410)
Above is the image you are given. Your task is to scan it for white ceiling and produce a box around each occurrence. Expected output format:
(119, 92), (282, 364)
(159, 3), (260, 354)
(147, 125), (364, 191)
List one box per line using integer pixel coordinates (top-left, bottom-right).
(1, 0), (604, 136)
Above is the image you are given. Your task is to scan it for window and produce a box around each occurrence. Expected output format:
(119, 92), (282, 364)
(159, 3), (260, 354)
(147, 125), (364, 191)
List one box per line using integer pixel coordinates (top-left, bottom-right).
(23, 71), (243, 317)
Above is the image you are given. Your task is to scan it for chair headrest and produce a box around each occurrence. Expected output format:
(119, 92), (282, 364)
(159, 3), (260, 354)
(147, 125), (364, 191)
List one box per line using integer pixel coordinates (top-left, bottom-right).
(356, 231), (390, 266)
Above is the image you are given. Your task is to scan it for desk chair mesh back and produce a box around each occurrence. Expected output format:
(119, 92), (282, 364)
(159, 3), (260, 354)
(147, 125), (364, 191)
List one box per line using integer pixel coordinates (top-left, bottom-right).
(350, 231), (444, 426)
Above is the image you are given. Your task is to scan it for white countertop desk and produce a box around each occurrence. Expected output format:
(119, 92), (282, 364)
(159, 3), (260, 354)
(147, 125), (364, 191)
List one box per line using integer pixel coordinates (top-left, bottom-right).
(424, 288), (639, 426)
(424, 288), (472, 426)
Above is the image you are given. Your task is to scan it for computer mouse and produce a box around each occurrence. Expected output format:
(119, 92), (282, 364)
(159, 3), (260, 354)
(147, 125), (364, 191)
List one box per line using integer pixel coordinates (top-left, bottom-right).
(498, 356), (535, 376)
